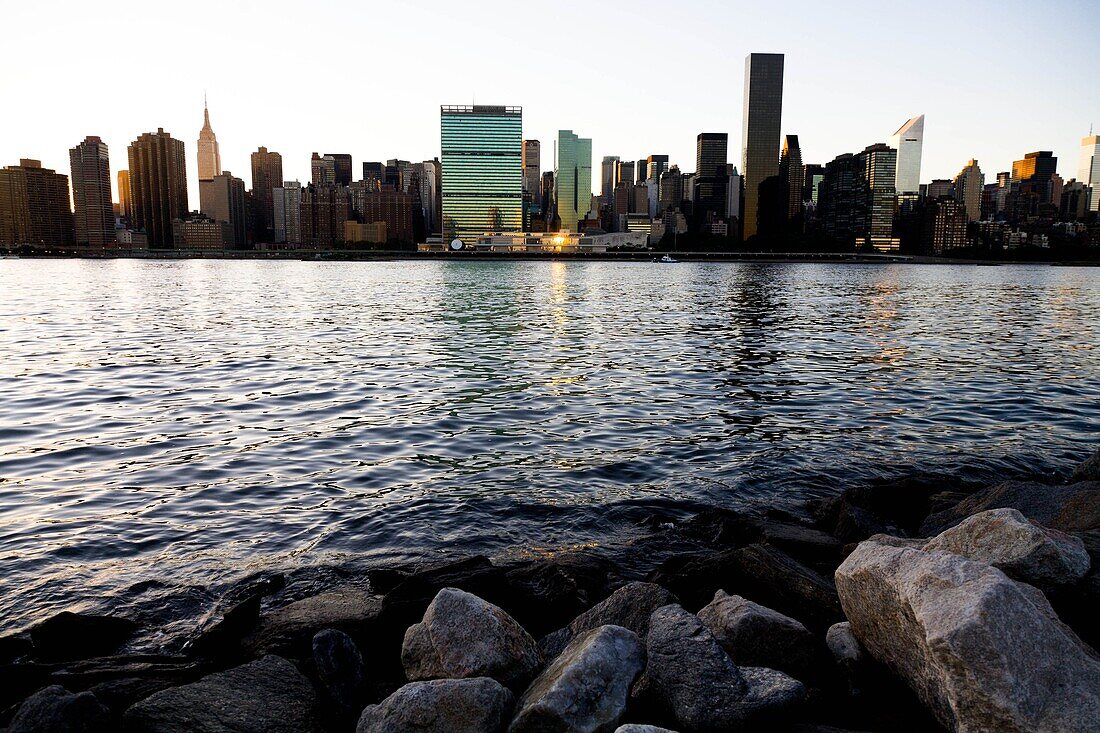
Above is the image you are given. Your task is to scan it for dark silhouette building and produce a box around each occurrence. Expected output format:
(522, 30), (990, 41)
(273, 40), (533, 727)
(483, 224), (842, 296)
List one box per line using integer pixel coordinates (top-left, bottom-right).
(779, 134), (804, 223)
(300, 184), (350, 248)
(70, 136), (114, 247)
(250, 147), (283, 243)
(128, 129), (188, 248)
(0, 159), (73, 247)
(741, 53), (784, 239)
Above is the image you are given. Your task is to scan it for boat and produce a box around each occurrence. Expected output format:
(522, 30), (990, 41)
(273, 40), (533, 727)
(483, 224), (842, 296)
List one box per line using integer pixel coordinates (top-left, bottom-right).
(657, 254), (679, 263)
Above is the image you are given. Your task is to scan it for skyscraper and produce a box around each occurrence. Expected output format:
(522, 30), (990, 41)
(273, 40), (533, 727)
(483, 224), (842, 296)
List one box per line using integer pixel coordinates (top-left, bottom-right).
(69, 136), (114, 247)
(440, 105), (523, 243)
(696, 133), (728, 178)
(250, 147), (283, 243)
(600, 156), (620, 203)
(128, 129), (188, 247)
(741, 52), (784, 239)
(197, 100), (221, 184)
(555, 130), (593, 232)
(0, 159), (73, 246)
(889, 115), (924, 196)
(953, 159), (984, 222)
(858, 143), (899, 251)
(328, 154), (353, 187)
(273, 181), (302, 244)
(117, 170), (132, 221)
(1078, 134), (1100, 212)
(522, 140), (541, 195)
(646, 155), (669, 182)
(779, 135), (804, 221)
(201, 171), (247, 247)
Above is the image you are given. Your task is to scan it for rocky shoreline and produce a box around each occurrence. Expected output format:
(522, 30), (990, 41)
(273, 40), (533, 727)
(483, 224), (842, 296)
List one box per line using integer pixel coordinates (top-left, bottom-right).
(2, 450), (1099, 732)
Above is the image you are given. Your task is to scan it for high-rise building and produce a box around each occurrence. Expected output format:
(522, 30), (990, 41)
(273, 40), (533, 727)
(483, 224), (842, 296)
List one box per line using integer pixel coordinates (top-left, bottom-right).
(1008, 151), (1059, 221)
(779, 135), (804, 221)
(858, 143), (899, 251)
(726, 165), (741, 221)
(658, 165), (683, 214)
(696, 133), (728, 178)
(329, 154), (353, 187)
(953, 159), (984, 222)
(819, 153), (863, 244)
(601, 156), (620, 203)
(646, 154), (669, 182)
(556, 129), (593, 232)
(362, 162), (385, 185)
(349, 182), (416, 244)
(273, 181), (302, 244)
(522, 140), (541, 195)
(300, 184), (350, 247)
(418, 159), (441, 234)
(741, 52), (784, 239)
(440, 105), (523, 242)
(69, 136), (114, 247)
(1060, 180), (1090, 222)
(616, 160), (635, 191)
(889, 115), (924, 196)
(926, 179), (953, 200)
(128, 129), (188, 247)
(1078, 134), (1100, 212)
(635, 159), (648, 185)
(0, 159), (73, 246)
(117, 170), (132, 221)
(197, 100), (221, 184)
(200, 171), (247, 247)
(250, 147), (283, 243)
(921, 197), (968, 255)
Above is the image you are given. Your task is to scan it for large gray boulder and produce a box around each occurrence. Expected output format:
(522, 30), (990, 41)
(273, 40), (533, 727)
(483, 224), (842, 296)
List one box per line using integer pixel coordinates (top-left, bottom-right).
(923, 507), (1090, 589)
(242, 587), (380, 657)
(9, 685), (109, 733)
(510, 625), (644, 733)
(637, 604), (804, 732)
(541, 582), (677, 661)
(697, 590), (816, 679)
(835, 538), (1100, 732)
(921, 480), (1100, 535)
(825, 622), (864, 667)
(123, 655), (319, 733)
(356, 677), (513, 733)
(402, 588), (542, 688)
(312, 628), (365, 720)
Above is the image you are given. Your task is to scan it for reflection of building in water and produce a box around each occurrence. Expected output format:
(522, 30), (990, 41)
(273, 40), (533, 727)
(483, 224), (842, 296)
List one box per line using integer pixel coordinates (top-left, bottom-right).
(419, 230), (647, 253)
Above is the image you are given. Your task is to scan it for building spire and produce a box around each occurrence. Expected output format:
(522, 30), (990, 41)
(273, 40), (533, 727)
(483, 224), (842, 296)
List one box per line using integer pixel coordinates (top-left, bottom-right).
(203, 92), (211, 130)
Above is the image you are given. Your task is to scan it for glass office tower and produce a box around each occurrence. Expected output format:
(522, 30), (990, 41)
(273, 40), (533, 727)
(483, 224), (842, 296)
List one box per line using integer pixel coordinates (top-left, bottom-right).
(741, 53), (784, 239)
(889, 115), (924, 197)
(440, 105), (523, 244)
(556, 130), (593, 232)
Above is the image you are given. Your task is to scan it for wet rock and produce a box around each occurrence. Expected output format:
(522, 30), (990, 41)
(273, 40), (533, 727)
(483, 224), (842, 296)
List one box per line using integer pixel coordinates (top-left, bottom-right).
(1071, 448), (1100, 483)
(726, 544), (844, 631)
(696, 590), (816, 679)
(241, 587), (380, 658)
(29, 612), (137, 662)
(356, 677), (513, 733)
(921, 479), (1100, 535)
(122, 655), (319, 733)
(834, 503), (902, 545)
(614, 726), (678, 733)
(312, 628), (365, 721)
(184, 574), (283, 659)
(835, 538), (1100, 732)
(380, 556), (500, 624)
(47, 655), (204, 716)
(402, 587), (542, 689)
(759, 521), (844, 574)
(540, 582), (677, 661)
(0, 635), (33, 664)
(637, 604), (805, 731)
(825, 622), (864, 667)
(923, 507), (1090, 589)
(510, 625), (643, 733)
(501, 552), (614, 637)
(8, 685), (110, 733)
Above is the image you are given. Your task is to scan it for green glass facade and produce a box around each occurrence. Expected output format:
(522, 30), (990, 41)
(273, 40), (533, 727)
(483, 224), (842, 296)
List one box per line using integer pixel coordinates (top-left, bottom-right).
(555, 130), (592, 232)
(440, 105), (523, 243)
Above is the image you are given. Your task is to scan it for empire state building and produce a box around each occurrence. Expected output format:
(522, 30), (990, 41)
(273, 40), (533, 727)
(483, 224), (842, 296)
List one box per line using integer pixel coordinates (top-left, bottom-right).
(197, 99), (221, 216)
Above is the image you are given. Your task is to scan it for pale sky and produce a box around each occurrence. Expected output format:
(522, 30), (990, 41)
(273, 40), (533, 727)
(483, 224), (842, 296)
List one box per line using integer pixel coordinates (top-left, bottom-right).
(2, 0), (1097, 202)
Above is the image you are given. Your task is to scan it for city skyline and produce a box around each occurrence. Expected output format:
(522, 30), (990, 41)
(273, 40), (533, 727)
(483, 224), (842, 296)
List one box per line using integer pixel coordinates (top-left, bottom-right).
(2, 0), (1098, 204)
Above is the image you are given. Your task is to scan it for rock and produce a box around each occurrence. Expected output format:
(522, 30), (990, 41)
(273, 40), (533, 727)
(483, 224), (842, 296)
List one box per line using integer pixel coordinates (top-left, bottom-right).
(402, 587), (542, 688)
(29, 612), (137, 662)
(825, 622), (864, 667)
(540, 582), (677, 661)
(510, 625), (643, 733)
(923, 507), (1090, 589)
(122, 655), (319, 733)
(8, 685), (110, 733)
(356, 677), (513, 733)
(614, 726), (678, 733)
(312, 628), (364, 720)
(501, 552), (614, 637)
(921, 479), (1100, 535)
(835, 538), (1100, 732)
(759, 521), (844, 574)
(184, 575), (283, 659)
(834, 503), (902, 545)
(0, 635), (33, 664)
(637, 604), (804, 731)
(1071, 449), (1100, 483)
(726, 544), (844, 631)
(241, 587), (380, 658)
(697, 590), (817, 679)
